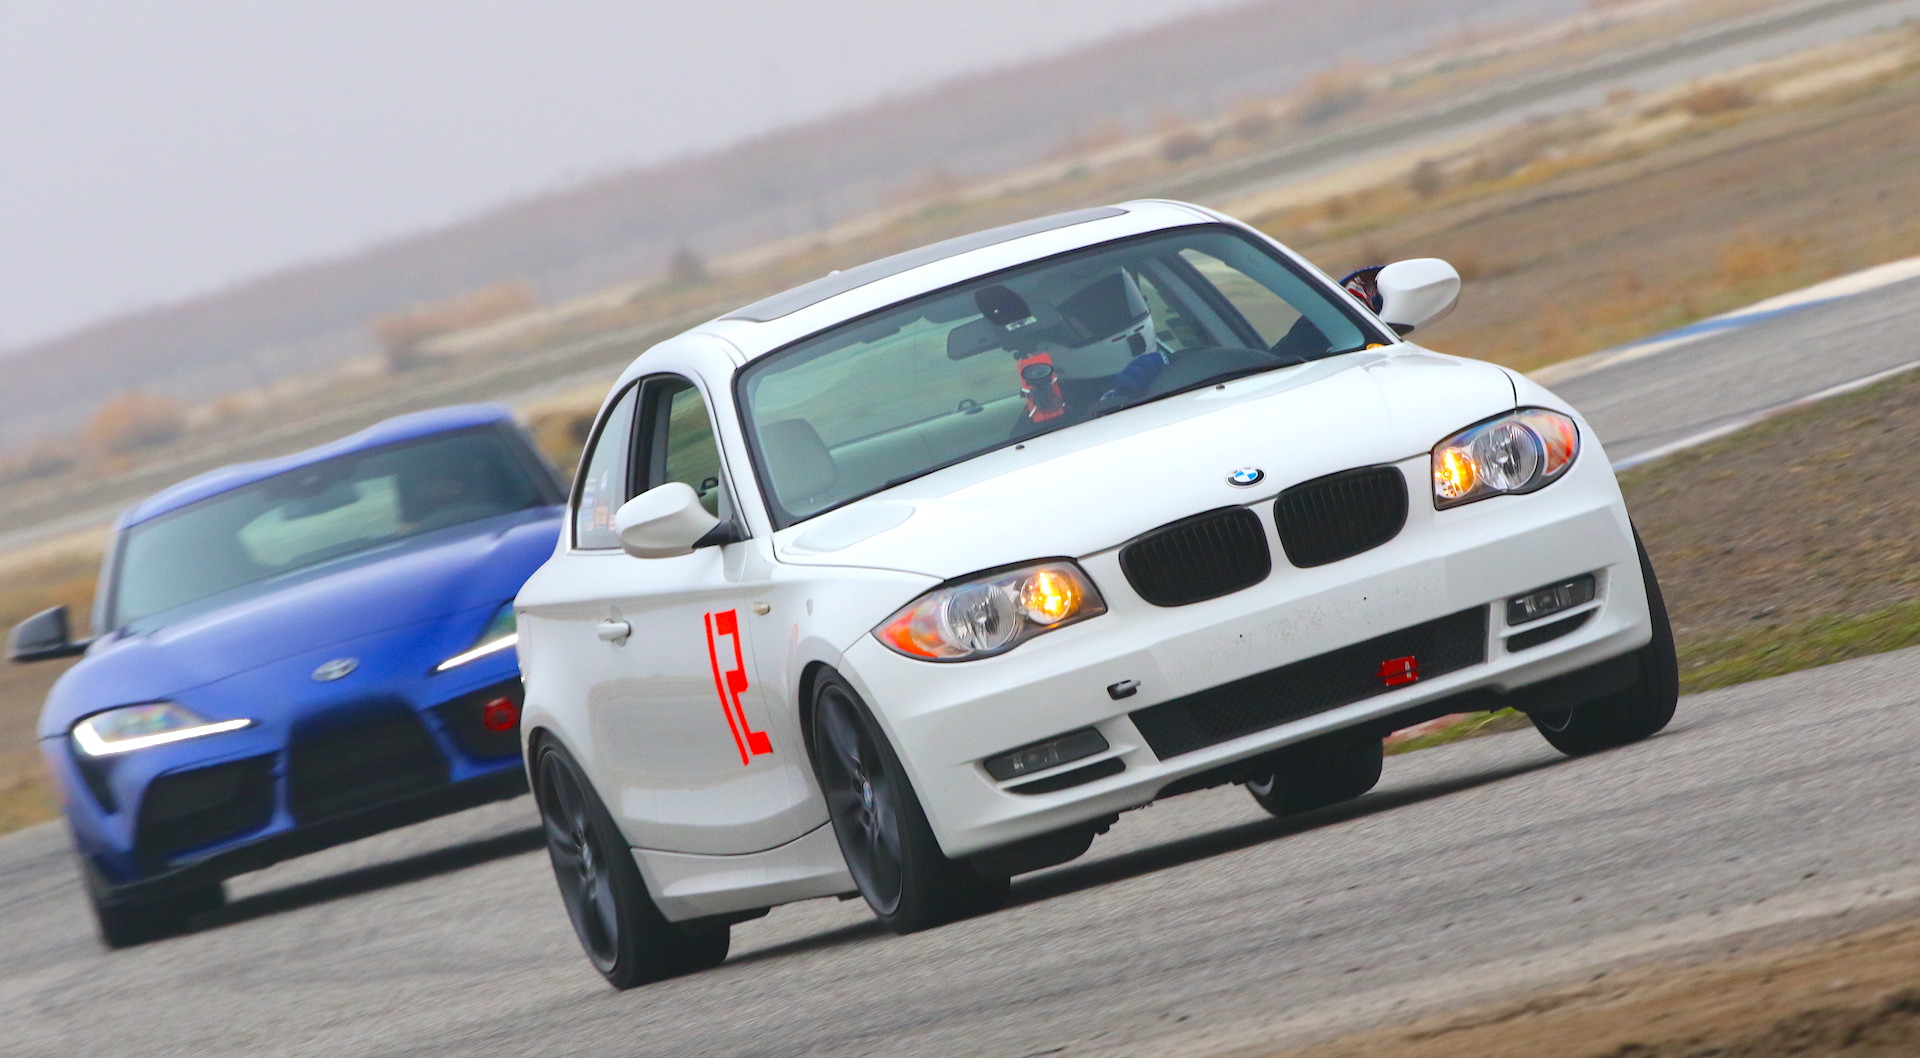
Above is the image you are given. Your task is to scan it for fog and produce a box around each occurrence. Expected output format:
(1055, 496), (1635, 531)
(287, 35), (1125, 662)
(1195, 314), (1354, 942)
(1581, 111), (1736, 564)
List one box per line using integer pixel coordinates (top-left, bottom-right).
(0, 0), (1264, 352)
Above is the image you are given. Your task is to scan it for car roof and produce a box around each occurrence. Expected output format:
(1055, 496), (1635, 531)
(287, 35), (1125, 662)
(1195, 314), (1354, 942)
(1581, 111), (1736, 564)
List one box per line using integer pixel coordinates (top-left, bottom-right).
(119, 403), (520, 529)
(621, 200), (1229, 388)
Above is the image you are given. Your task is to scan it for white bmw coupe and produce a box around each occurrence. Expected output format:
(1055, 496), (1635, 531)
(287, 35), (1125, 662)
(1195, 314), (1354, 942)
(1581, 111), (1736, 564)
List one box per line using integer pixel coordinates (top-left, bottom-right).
(515, 200), (1677, 987)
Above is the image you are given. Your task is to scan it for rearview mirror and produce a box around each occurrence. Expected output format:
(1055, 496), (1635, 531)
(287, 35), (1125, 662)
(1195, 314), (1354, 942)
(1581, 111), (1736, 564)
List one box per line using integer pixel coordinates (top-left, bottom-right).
(1376, 258), (1461, 335)
(614, 483), (721, 559)
(8, 605), (89, 663)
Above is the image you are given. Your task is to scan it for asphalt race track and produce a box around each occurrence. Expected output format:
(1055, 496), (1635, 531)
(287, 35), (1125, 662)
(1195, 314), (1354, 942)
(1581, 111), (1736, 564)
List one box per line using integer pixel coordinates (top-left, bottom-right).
(6, 642), (1920, 1058)
(7, 264), (1920, 1057)
(1549, 272), (1920, 464)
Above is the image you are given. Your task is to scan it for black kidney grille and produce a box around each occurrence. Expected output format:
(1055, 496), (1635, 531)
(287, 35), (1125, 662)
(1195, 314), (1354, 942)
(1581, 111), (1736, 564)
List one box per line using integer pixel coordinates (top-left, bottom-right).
(1272, 466), (1408, 568)
(1130, 607), (1488, 758)
(1120, 508), (1272, 607)
(288, 710), (447, 824)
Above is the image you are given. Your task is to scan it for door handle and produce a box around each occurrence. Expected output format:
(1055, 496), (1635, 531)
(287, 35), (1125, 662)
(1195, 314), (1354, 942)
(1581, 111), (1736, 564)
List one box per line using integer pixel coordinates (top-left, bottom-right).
(596, 619), (632, 643)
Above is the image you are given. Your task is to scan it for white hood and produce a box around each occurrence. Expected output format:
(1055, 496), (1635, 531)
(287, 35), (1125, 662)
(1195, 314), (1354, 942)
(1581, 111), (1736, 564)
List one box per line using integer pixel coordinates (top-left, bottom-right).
(772, 348), (1515, 580)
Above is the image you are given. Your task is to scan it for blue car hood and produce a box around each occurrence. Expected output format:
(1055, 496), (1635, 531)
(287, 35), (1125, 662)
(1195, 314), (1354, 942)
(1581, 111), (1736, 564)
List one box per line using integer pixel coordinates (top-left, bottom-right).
(40, 507), (561, 737)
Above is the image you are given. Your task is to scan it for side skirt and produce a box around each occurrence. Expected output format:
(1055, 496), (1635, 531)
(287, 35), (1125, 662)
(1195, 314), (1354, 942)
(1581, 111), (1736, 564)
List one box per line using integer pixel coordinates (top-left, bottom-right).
(631, 822), (855, 923)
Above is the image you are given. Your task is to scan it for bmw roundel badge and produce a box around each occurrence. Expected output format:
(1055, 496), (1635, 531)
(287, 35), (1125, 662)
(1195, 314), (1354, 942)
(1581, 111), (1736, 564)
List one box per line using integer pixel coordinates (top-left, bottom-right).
(1227, 467), (1265, 488)
(312, 658), (359, 682)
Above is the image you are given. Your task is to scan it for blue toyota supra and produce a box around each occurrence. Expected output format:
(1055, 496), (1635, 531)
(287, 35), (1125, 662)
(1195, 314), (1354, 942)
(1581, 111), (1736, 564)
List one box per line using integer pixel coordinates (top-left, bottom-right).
(7, 405), (566, 946)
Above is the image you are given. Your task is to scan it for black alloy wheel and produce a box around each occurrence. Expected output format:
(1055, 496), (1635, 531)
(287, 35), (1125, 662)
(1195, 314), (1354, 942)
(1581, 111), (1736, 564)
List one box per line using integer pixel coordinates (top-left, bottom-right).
(811, 674), (1007, 933)
(534, 741), (728, 989)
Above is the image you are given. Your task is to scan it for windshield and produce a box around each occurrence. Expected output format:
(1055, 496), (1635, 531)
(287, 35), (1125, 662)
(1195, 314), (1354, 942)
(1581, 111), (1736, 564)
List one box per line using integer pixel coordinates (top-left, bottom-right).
(737, 225), (1384, 527)
(109, 426), (556, 630)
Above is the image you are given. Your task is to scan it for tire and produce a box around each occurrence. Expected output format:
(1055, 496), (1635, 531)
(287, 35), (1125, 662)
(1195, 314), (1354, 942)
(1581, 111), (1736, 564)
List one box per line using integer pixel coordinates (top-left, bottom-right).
(1244, 735), (1384, 817)
(84, 859), (222, 949)
(533, 740), (729, 989)
(811, 674), (1008, 934)
(1529, 530), (1680, 757)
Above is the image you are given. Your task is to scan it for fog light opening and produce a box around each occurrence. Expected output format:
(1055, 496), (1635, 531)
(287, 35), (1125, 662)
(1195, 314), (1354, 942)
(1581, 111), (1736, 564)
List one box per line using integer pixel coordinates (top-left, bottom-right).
(983, 728), (1108, 783)
(1506, 574), (1597, 627)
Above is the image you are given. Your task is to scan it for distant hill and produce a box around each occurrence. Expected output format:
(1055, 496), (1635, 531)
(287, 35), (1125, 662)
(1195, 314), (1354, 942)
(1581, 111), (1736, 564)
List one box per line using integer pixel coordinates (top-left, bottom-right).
(0, 0), (1574, 451)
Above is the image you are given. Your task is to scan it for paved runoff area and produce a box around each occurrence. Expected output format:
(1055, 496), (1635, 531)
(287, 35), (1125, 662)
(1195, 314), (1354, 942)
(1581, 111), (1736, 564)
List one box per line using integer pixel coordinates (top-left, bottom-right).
(1543, 256), (1920, 467)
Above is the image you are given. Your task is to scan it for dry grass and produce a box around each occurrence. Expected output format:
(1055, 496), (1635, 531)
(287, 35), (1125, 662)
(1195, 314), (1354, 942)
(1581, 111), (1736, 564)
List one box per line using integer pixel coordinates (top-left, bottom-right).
(371, 281), (538, 372)
(1679, 80), (1759, 116)
(83, 390), (189, 455)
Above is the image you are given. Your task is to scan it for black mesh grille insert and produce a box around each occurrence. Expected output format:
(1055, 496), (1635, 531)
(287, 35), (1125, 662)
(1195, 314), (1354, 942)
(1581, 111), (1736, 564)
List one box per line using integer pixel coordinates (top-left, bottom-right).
(1506, 609), (1593, 653)
(1130, 607), (1488, 758)
(1119, 508), (1272, 607)
(137, 755), (276, 863)
(1272, 466), (1409, 568)
(430, 680), (524, 761)
(288, 710), (447, 824)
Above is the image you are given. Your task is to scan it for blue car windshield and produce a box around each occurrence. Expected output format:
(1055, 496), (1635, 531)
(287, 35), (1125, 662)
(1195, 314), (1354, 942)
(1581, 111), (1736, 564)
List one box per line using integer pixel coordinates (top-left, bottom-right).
(109, 428), (553, 630)
(736, 226), (1385, 528)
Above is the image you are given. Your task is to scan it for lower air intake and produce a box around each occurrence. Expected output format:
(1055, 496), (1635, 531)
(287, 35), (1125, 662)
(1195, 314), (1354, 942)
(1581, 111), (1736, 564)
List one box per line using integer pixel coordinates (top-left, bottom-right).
(1130, 607), (1488, 758)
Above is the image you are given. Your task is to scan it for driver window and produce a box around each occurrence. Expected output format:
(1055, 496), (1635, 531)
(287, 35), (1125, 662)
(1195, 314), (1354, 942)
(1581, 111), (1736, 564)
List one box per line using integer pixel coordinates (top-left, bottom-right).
(639, 378), (728, 517)
(573, 385), (638, 550)
(1178, 249), (1306, 347)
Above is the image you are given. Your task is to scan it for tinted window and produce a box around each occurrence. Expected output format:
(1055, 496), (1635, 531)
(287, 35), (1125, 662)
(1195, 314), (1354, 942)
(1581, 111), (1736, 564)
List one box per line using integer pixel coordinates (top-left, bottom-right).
(574, 386), (639, 550)
(113, 428), (551, 628)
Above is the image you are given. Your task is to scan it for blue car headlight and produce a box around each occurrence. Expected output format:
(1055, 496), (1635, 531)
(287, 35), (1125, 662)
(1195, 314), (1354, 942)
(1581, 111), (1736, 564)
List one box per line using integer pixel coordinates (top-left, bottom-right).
(72, 703), (253, 756)
(435, 602), (518, 673)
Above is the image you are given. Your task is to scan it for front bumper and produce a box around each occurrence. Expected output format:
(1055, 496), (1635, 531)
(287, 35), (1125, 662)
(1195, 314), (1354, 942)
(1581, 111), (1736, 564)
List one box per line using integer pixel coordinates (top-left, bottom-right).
(53, 664), (531, 897)
(842, 451), (1650, 859)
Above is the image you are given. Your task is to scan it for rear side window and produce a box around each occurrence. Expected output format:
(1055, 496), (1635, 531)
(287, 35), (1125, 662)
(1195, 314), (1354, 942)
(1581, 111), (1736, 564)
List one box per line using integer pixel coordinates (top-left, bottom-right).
(574, 386), (639, 550)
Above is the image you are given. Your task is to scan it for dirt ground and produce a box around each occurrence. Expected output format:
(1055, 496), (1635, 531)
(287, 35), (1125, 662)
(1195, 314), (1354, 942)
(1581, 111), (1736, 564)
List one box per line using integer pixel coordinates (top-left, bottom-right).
(1286, 59), (1920, 372)
(1622, 365), (1920, 646)
(1249, 911), (1920, 1058)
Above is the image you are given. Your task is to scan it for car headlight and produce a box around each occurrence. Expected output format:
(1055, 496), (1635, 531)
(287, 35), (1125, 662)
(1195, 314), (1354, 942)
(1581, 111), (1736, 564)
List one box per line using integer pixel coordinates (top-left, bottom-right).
(435, 602), (519, 673)
(876, 561), (1106, 662)
(72, 703), (252, 756)
(1431, 408), (1579, 509)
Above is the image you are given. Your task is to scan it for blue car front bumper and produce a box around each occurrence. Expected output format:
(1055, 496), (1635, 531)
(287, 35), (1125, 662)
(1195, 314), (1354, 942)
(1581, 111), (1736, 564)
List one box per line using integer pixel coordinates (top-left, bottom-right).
(48, 636), (531, 903)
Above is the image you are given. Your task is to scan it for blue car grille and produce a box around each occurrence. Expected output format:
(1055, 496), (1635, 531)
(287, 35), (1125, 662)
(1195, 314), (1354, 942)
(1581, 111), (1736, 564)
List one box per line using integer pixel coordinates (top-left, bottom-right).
(287, 709), (447, 824)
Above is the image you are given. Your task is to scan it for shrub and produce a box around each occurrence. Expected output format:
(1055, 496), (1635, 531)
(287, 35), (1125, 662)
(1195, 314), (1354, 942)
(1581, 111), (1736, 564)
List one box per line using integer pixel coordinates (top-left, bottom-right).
(372, 282), (538, 372)
(1681, 82), (1756, 117)
(526, 406), (596, 476)
(1296, 66), (1370, 125)
(0, 441), (78, 483)
(84, 391), (189, 455)
(1408, 158), (1446, 199)
(1717, 230), (1804, 283)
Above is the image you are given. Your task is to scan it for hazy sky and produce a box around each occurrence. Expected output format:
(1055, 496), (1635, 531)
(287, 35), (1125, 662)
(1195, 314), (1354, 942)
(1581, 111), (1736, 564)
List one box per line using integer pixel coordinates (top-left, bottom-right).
(0, 0), (1256, 353)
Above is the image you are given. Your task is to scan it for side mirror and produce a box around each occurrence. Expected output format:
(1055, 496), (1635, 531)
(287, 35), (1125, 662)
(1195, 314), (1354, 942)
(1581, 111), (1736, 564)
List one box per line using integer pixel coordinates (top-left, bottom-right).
(1376, 258), (1461, 335)
(614, 483), (721, 559)
(8, 605), (89, 663)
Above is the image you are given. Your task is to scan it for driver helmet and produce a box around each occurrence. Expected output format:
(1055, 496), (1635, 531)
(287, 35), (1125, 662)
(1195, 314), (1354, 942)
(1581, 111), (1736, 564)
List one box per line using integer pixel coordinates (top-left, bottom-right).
(1047, 270), (1161, 380)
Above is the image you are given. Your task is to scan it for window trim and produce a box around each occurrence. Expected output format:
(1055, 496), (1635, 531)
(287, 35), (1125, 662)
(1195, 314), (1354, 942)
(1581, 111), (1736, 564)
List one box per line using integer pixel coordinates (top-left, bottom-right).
(570, 372), (740, 551)
(732, 223), (1393, 531)
(568, 380), (643, 552)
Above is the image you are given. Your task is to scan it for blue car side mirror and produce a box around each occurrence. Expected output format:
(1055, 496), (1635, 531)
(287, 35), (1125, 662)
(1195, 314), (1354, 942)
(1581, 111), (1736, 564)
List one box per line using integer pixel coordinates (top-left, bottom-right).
(7, 605), (90, 663)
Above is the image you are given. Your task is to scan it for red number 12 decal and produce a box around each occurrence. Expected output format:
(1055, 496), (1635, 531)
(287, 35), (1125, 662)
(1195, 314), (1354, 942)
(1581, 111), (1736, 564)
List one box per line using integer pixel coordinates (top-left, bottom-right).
(705, 609), (773, 765)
